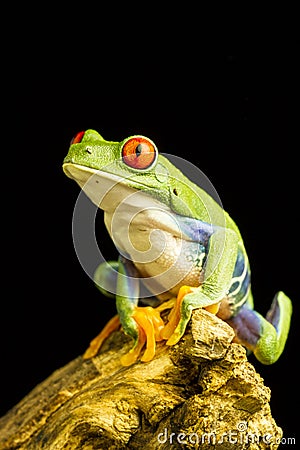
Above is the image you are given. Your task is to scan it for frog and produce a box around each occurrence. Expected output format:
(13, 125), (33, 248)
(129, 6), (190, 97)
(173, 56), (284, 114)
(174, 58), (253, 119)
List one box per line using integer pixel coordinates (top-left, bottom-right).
(63, 129), (292, 366)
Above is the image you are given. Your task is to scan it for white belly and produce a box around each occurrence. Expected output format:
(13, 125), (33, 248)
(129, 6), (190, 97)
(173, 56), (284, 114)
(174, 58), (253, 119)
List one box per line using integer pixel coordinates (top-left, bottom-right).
(104, 206), (205, 299)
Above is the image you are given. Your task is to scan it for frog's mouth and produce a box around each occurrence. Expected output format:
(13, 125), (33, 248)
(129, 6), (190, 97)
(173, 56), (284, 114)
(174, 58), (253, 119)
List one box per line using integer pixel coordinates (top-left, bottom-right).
(63, 162), (122, 189)
(62, 162), (168, 213)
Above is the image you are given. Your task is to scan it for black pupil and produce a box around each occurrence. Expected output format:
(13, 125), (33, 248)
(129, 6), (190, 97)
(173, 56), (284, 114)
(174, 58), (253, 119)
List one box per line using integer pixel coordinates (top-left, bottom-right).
(135, 143), (144, 156)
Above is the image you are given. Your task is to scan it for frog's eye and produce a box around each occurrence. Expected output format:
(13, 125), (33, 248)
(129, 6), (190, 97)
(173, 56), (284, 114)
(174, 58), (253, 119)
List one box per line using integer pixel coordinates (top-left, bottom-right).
(122, 136), (158, 170)
(70, 130), (85, 145)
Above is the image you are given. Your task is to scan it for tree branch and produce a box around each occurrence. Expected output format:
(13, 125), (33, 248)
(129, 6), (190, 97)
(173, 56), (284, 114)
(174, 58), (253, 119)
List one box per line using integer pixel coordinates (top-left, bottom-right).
(0, 309), (283, 449)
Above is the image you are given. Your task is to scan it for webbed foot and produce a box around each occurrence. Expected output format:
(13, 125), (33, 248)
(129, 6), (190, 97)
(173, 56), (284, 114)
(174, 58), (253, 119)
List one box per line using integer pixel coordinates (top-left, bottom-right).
(82, 305), (168, 364)
(82, 305), (166, 364)
(227, 291), (292, 364)
(161, 285), (220, 345)
(121, 306), (166, 366)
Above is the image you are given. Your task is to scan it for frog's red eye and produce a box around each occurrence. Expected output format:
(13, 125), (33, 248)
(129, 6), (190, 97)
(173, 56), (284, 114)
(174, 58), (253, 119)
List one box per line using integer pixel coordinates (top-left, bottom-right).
(70, 130), (85, 145)
(122, 137), (157, 170)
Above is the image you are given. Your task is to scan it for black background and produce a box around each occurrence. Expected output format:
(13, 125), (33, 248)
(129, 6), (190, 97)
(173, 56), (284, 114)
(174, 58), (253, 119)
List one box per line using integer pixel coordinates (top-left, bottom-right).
(2, 56), (297, 444)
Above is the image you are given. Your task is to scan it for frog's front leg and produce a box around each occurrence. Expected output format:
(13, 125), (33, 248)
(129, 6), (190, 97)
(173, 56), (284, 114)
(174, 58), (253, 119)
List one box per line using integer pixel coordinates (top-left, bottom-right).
(161, 228), (240, 345)
(116, 256), (168, 365)
(226, 291), (292, 364)
(83, 260), (121, 359)
(84, 256), (166, 366)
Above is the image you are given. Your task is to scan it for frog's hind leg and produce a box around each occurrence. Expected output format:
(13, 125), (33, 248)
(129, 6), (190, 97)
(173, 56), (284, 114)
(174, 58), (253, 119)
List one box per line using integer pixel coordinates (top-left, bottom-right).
(226, 291), (292, 364)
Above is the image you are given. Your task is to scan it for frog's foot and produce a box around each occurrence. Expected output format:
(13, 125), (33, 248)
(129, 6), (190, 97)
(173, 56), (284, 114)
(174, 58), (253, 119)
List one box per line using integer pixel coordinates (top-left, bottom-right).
(83, 314), (121, 359)
(227, 291), (292, 364)
(121, 306), (166, 366)
(161, 286), (220, 346)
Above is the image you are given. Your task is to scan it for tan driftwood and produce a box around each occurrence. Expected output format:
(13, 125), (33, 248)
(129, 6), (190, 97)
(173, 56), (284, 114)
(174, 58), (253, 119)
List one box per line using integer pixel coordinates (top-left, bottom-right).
(0, 309), (283, 449)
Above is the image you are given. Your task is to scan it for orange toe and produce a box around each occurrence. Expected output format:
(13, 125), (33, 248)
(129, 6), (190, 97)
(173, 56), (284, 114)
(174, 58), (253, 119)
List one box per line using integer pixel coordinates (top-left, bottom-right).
(205, 302), (220, 314)
(161, 286), (194, 340)
(83, 314), (121, 359)
(133, 306), (165, 362)
(121, 326), (146, 366)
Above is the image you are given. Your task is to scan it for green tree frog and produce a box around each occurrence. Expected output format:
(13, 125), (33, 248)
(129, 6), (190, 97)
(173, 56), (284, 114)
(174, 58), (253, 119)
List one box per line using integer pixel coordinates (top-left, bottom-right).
(63, 129), (292, 366)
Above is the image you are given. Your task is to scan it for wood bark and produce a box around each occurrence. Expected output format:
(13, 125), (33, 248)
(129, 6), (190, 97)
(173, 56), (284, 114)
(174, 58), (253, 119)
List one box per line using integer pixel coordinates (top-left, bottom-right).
(0, 309), (283, 449)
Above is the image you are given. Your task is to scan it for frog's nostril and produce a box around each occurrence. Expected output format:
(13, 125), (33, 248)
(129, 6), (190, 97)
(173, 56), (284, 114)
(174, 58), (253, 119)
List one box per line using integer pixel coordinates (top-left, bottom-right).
(70, 130), (85, 145)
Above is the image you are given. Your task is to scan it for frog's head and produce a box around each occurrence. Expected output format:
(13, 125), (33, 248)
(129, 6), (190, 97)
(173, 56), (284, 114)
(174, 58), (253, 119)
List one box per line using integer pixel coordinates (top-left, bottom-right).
(63, 129), (190, 213)
(63, 129), (218, 221)
(63, 129), (158, 178)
